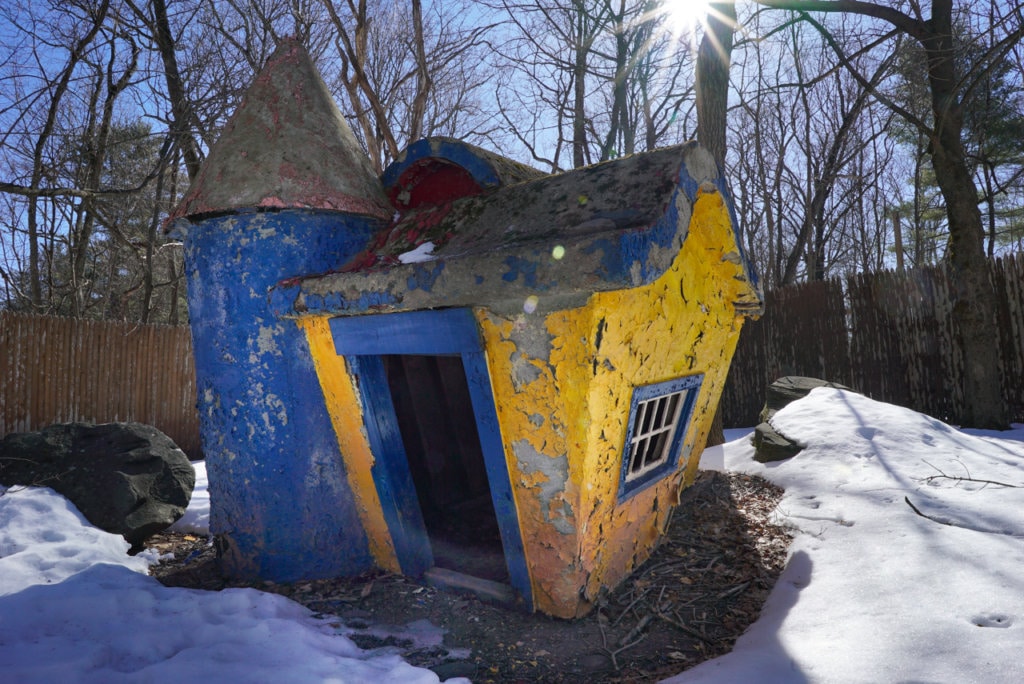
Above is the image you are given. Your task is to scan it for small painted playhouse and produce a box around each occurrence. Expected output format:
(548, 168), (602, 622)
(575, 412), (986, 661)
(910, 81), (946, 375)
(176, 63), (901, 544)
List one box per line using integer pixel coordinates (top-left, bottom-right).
(171, 40), (762, 618)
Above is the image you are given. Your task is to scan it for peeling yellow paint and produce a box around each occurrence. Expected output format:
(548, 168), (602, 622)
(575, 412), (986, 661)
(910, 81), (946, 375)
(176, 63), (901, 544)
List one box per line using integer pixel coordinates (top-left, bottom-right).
(298, 316), (400, 572)
(477, 186), (757, 618)
(299, 177), (756, 618)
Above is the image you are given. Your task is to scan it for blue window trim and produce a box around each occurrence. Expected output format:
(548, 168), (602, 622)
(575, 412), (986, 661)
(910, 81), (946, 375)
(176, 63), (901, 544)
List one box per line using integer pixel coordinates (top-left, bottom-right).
(329, 308), (533, 608)
(617, 374), (704, 503)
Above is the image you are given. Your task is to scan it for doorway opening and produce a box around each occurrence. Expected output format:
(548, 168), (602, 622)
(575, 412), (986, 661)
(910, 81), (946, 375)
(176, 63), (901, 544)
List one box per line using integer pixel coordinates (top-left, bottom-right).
(382, 354), (508, 583)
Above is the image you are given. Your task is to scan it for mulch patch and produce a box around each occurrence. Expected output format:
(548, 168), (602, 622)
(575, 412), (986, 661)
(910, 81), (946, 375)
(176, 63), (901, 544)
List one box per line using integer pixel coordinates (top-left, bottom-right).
(148, 471), (791, 682)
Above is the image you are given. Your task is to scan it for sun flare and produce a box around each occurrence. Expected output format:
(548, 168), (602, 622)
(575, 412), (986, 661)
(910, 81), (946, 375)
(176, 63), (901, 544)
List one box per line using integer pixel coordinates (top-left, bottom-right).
(662, 0), (710, 34)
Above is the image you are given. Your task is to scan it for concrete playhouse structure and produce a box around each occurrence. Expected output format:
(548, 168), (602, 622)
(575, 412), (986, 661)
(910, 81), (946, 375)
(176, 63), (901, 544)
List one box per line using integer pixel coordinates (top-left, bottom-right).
(170, 39), (762, 618)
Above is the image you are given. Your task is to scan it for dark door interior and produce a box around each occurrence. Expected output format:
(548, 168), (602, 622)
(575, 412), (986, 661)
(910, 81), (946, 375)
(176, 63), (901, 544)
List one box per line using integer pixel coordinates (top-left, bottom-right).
(382, 354), (509, 583)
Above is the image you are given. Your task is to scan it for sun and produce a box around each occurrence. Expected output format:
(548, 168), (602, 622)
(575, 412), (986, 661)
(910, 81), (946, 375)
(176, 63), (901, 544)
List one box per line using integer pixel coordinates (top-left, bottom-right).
(661, 0), (711, 35)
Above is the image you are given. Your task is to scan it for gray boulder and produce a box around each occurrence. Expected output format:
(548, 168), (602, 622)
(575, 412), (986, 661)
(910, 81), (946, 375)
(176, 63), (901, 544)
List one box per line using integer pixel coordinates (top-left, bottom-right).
(0, 422), (195, 549)
(753, 377), (852, 462)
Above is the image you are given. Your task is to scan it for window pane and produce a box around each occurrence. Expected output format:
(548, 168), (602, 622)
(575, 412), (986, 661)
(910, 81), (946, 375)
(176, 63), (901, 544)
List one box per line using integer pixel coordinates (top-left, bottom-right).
(652, 396), (667, 428)
(640, 400), (654, 433)
(631, 437), (647, 472)
(665, 393), (680, 424)
(647, 431), (668, 466)
(632, 403), (645, 435)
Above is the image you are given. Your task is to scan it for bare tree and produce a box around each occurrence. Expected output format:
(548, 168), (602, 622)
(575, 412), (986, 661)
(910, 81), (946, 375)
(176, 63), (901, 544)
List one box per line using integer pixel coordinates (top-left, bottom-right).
(484, 0), (607, 169)
(319, 0), (494, 173)
(781, 22), (895, 283)
(126, 0), (204, 182)
(0, 0), (189, 322)
(1, 0), (111, 308)
(754, 0), (1022, 428)
(492, 0), (696, 170)
(729, 13), (796, 287)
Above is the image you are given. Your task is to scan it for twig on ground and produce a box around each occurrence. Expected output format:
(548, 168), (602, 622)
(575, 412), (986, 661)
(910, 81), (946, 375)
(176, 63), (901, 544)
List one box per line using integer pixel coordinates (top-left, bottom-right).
(656, 609), (715, 645)
(905, 496), (1024, 538)
(920, 459), (1021, 488)
(904, 497), (952, 526)
(701, 555), (722, 572)
(921, 474), (1021, 488)
(612, 587), (650, 627)
(717, 581), (750, 599)
(606, 632), (648, 671)
(619, 613), (652, 647)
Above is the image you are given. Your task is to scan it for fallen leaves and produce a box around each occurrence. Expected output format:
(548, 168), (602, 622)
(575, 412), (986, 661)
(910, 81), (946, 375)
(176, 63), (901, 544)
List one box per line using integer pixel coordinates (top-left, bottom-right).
(148, 471), (792, 683)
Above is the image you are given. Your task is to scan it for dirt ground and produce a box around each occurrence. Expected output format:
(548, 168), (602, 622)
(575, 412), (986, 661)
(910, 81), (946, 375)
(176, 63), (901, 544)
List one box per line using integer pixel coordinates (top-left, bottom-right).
(148, 471), (791, 683)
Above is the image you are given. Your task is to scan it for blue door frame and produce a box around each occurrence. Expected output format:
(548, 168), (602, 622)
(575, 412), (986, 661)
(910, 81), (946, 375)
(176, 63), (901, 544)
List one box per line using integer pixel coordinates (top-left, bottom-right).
(330, 308), (532, 606)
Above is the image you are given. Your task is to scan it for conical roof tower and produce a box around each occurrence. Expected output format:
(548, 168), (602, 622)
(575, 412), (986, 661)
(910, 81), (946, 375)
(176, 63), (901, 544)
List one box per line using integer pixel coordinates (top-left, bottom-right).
(169, 38), (390, 222)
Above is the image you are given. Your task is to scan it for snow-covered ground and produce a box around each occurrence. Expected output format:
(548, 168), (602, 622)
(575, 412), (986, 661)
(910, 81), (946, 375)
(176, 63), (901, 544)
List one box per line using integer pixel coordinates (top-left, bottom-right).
(671, 388), (1024, 683)
(2, 388), (1023, 682)
(0, 465), (467, 683)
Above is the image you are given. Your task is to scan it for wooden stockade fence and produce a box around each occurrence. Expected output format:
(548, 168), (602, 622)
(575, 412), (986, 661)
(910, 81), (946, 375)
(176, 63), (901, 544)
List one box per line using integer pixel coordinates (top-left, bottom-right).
(721, 253), (1024, 427)
(4, 254), (1023, 454)
(1, 312), (202, 459)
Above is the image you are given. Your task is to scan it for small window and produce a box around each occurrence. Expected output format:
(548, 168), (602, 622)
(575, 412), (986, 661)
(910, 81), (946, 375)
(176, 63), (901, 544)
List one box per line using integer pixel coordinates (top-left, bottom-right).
(618, 375), (703, 501)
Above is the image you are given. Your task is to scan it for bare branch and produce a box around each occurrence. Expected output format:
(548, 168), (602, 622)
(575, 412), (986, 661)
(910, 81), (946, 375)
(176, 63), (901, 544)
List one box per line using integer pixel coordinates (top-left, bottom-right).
(754, 1), (921, 38)
(796, 11), (931, 134)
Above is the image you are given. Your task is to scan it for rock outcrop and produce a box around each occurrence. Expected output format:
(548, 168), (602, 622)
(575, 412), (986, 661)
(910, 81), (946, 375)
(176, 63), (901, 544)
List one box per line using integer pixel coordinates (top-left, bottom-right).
(0, 422), (195, 549)
(753, 377), (852, 462)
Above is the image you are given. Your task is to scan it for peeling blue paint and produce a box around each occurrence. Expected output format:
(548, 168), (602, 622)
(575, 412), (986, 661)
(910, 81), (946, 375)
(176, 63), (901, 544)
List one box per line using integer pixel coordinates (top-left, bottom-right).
(406, 261), (446, 292)
(270, 282), (399, 318)
(582, 238), (622, 282)
(185, 208), (379, 582)
(621, 192), (685, 284)
(501, 255), (539, 288)
(677, 165), (704, 205)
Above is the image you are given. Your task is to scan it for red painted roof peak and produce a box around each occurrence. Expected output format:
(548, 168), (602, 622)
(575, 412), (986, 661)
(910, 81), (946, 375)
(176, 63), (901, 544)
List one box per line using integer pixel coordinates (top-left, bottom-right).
(168, 38), (389, 222)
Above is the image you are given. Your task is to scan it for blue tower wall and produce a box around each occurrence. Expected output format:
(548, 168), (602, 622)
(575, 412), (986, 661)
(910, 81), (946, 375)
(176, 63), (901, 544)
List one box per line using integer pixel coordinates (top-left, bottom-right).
(184, 208), (378, 581)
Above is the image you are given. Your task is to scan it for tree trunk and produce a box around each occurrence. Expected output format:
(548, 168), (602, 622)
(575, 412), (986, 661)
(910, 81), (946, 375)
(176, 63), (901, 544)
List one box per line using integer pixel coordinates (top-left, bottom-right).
(695, 2), (736, 169)
(572, 7), (589, 168)
(150, 0), (202, 182)
(408, 0), (432, 142)
(601, 1), (630, 161)
(924, 3), (1006, 428)
(696, 1), (737, 447)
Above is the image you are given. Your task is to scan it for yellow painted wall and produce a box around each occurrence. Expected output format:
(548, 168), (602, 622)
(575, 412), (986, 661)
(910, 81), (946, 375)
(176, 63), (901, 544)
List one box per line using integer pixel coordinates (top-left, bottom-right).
(299, 181), (758, 618)
(298, 316), (400, 573)
(477, 184), (758, 617)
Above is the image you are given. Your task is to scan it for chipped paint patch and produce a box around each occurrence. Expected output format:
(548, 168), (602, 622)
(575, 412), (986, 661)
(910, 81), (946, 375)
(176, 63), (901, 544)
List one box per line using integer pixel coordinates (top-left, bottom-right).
(508, 316), (555, 362)
(513, 440), (574, 535)
(260, 393), (288, 430)
(682, 146), (719, 190)
(473, 185), (757, 617)
(510, 352), (543, 390)
(255, 324), (282, 356)
(183, 208), (378, 583)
